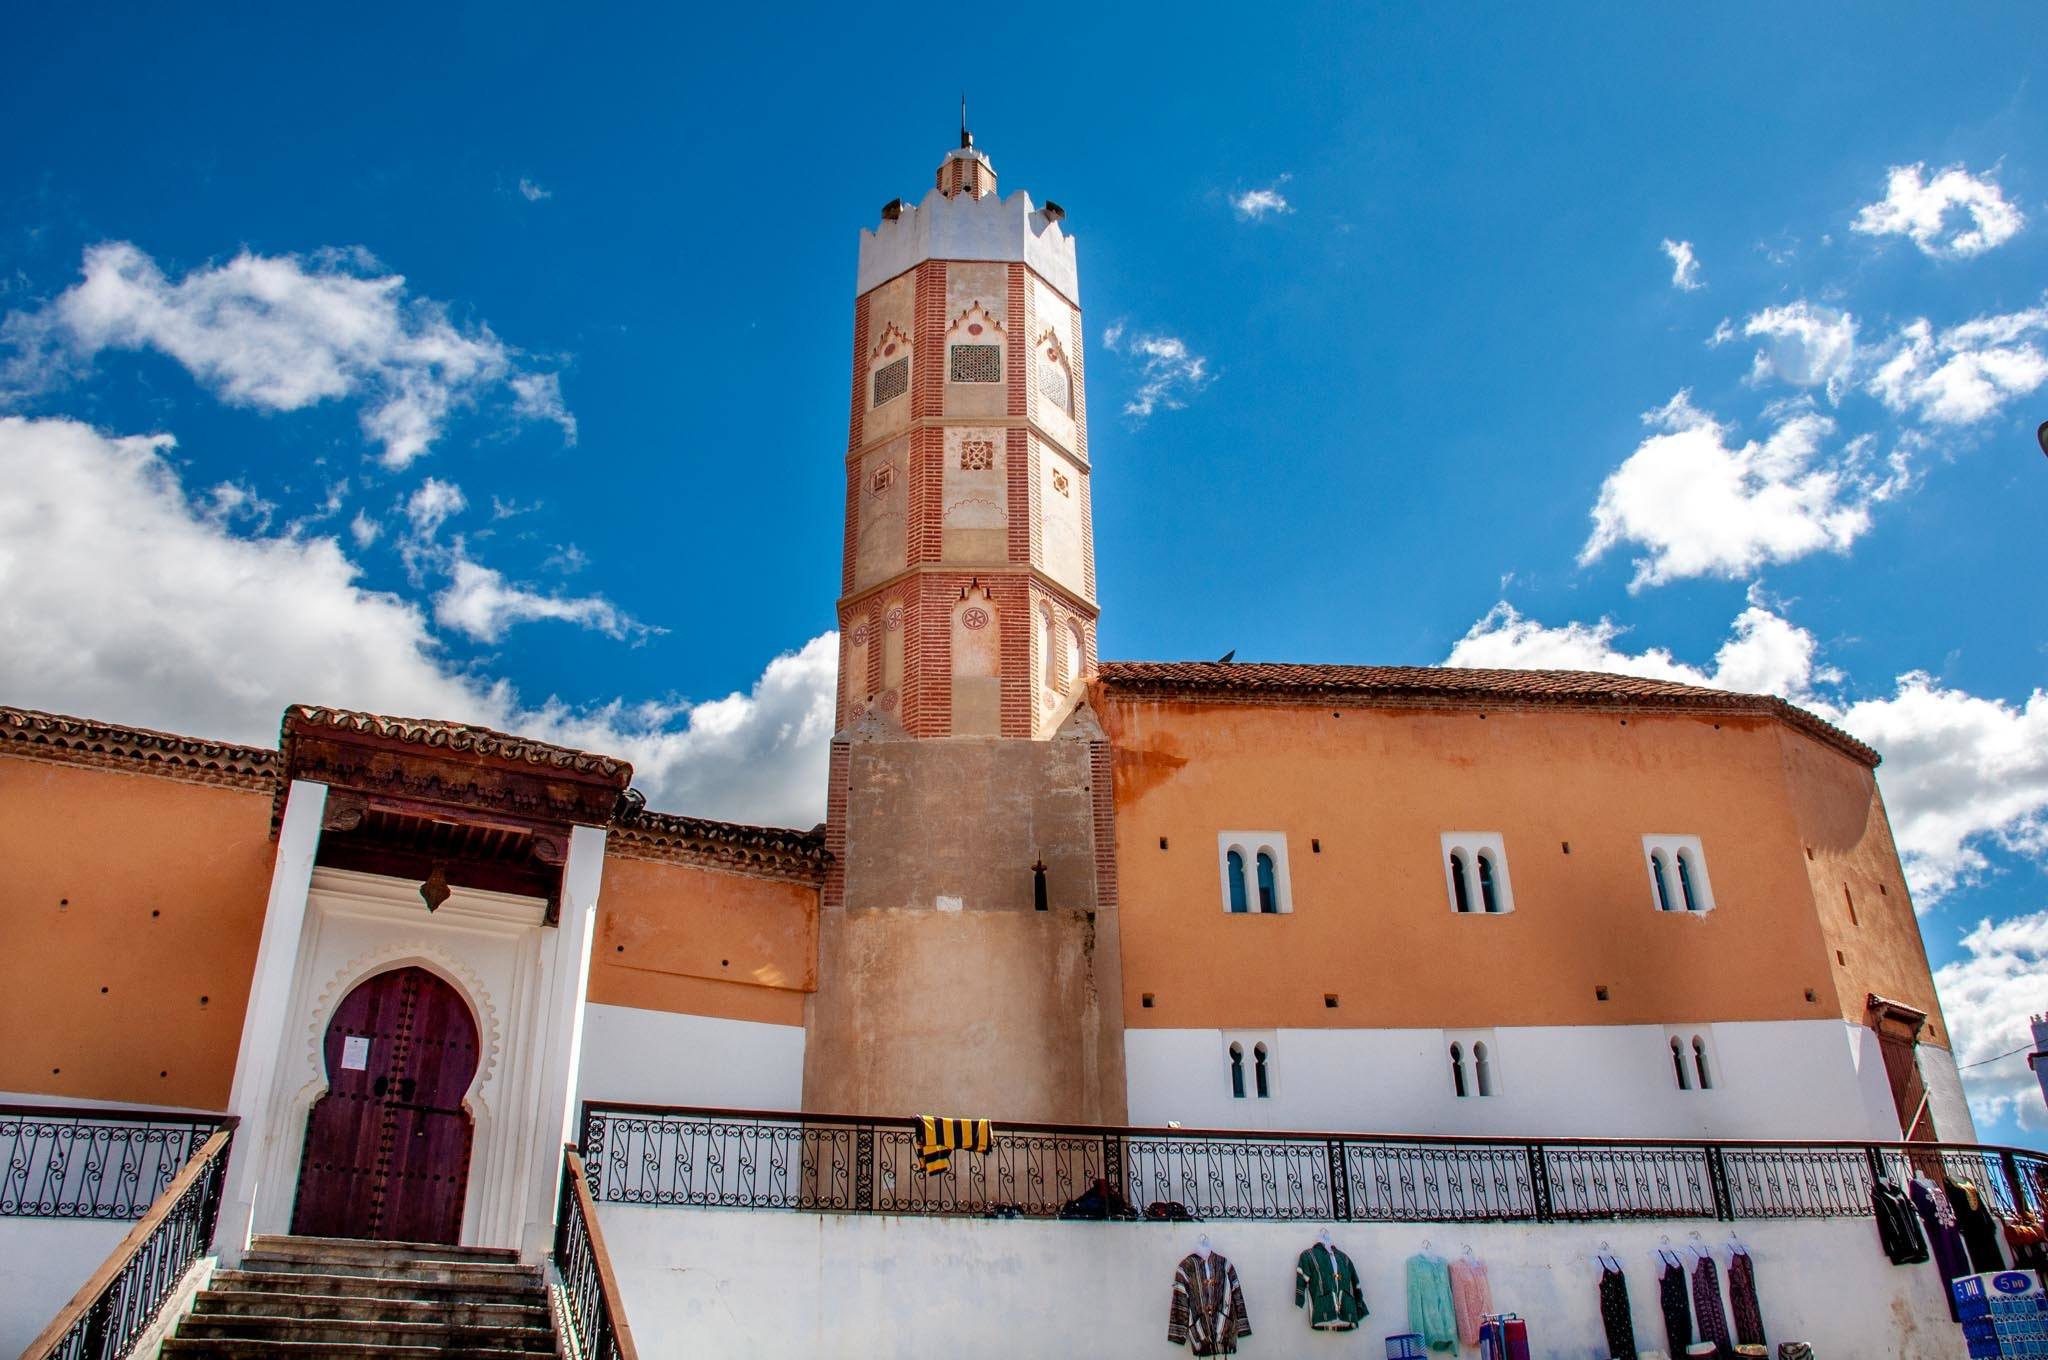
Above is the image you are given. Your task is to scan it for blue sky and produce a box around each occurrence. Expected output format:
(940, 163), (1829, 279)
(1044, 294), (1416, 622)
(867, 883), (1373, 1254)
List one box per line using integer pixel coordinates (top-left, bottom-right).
(4, 3), (2046, 1143)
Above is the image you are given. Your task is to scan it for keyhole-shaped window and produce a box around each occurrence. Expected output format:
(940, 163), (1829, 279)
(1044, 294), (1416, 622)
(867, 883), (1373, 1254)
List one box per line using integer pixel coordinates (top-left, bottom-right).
(1477, 853), (1501, 913)
(1229, 1042), (1246, 1099)
(1256, 852), (1278, 914)
(1449, 1042), (1468, 1098)
(1226, 850), (1249, 914)
(1671, 1037), (1692, 1090)
(1652, 852), (1675, 911)
(1473, 1042), (1494, 1097)
(1449, 854), (1472, 913)
(1693, 1036), (1713, 1090)
(1253, 1043), (1271, 1098)
(1678, 852), (1701, 912)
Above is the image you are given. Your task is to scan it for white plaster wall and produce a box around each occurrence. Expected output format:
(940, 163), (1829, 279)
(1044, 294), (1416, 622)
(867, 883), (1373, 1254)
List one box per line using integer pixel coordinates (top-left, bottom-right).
(857, 187), (1078, 303)
(1126, 1021), (1905, 1141)
(597, 1204), (1964, 1359)
(0, 1217), (129, 1355)
(1920, 1043), (1980, 1143)
(576, 1004), (804, 1111)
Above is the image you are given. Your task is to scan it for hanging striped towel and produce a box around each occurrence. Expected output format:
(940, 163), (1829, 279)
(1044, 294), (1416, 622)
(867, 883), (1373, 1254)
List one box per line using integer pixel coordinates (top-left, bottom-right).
(916, 1116), (992, 1174)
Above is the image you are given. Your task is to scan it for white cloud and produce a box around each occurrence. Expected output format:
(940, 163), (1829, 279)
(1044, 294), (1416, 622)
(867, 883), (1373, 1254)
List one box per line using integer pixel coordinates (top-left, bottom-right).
(1, 242), (572, 467)
(1101, 323), (1211, 419)
(1447, 593), (1825, 699)
(0, 415), (833, 827)
(1934, 911), (2048, 1131)
(1230, 176), (1293, 221)
(405, 477), (468, 540)
(510, 371), (577, 444)
(1740, 301), (1858, 400)
(1852, 161), (2025, 259)
(1867, 301), (2048, 425)
(1449, 594), (2048, 904)
(433, 557), (647, 644)
(1833, 677), (2048, 902)
(1660, 238), (1704, 291)
(1580, 391), (1901, 590)
(349, 509), (381, 549)
(517, 178), (552, 203)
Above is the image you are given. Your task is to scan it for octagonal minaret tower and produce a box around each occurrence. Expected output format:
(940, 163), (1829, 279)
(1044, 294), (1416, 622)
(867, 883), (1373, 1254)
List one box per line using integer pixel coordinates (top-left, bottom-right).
(808, 129), (1125, 1126)
(834, 125), (1095, 738)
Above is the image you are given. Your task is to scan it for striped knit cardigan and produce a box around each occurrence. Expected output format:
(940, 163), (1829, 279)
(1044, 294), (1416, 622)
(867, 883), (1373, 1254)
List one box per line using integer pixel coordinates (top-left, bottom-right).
(1168, 1251), (1252, 1356)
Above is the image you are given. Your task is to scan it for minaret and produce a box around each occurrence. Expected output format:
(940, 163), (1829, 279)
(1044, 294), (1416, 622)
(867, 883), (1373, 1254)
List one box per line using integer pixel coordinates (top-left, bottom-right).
(807, 129), (1125, 1125)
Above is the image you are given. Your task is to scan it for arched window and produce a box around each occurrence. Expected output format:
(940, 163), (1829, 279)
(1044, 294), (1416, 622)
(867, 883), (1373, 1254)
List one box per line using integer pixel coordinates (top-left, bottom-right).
(1477, 853), (1500, 913)
(1256, 851), (1279, 914)
(1670, 1037), (1692, 1090)
(1693, 1036), (1713, 1090)
(1229, 1043), (1246, 1099)
(1651, 852), (1675, 912)
(1677, 852), (1701, 912)
(1449, 1042), (1468, 1098)
(1040, 607), (1058, 689)
(1226, 850), (1249, 914)
(1253, 1043), (1271, 1098)
(1062, 621), (1083, 689)
(1473, 1042), (1494, 1097)
(1449, 853), (1472, 913)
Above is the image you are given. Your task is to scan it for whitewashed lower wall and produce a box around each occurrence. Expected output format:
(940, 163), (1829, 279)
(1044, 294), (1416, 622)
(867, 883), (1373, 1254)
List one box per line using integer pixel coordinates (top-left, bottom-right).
(576, 1004), (804, 1111)
(597, 1203), (1964, 1358)
(1920, 1044), (1980, 1143)
(0, 1217), (128, 1356)
(1126, 1020), (1908, 1141)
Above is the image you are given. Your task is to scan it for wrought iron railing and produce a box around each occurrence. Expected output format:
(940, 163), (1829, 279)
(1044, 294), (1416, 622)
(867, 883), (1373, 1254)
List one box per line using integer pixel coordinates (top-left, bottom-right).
(2, 1105), (227, 1220)
(554, 1147), (641, 1360)
(21, 1120), (236, 1360)
(580, 1101), (2048, 1227)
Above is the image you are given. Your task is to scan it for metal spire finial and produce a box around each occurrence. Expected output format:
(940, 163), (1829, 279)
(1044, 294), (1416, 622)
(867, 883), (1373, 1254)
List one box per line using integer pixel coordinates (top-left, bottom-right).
(960, 92), (972, 149)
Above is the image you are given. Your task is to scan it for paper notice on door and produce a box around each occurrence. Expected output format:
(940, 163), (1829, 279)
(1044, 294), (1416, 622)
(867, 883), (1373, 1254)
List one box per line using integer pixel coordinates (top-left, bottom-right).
(341, 1035), (371, 1071)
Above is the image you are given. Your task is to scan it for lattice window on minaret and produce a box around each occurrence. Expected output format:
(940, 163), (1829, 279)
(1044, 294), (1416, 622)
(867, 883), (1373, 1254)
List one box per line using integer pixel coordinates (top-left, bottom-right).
(946, 303), (1004, 385)
(870, 325), (912, 408)
(950, 345), (1001, 383)
(872, 356), (908, 406)
(1037, 334), (1073, 415)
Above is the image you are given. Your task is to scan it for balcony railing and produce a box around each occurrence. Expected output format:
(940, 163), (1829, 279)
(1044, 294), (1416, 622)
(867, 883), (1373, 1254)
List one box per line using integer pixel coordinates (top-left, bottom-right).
(553, 1147), (641, 1360)
(580, 1101), (2048, 1226)
(1, 1105), (229, 1221)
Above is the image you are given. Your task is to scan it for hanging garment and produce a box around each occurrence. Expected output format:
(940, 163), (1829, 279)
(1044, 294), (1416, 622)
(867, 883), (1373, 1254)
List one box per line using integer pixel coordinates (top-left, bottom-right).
(2005, 1215), (2048, 1271)
(1871, 1177), (1929, 1264)
(1776, 1346), (1814, 1360)
(1477, 1314), (1530, 1360)
(1690, 1253), (1734, 1360)
(1946, 1176), (2008, 1273)
(1657, 1253), (1694, 1357)
(1725, 1250), (1765, 1351)
(1167, 1251), (1252, 1357)
(914, 1116), (991, 1174)
(1908, 1177), (1968, 1321)
(1405, 1254), (1459, 1355)
(1598, 1264), (1636, 1358)
(1293, 1241), (1369, 1331)
(1448, 1257), (1494, 1347)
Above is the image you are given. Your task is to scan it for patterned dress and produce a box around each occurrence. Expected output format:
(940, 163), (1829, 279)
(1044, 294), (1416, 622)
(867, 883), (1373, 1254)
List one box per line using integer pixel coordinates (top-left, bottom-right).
(1658, 1252), (1693, 1357)
(1727, 1249), (1765, 1350)
(1598, 1263), (1636, 1358)
(1167, 1251), (1252, 1356)
(1690, 1253), (1735, 1360)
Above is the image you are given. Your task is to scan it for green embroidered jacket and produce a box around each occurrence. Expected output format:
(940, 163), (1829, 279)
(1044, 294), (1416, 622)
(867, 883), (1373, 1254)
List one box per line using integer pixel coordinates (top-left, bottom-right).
(1294, 1242), (1369, 1330)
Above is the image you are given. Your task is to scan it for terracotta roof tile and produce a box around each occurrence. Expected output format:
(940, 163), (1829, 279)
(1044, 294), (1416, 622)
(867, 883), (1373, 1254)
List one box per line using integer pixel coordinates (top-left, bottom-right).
(1096, 661), (1878, 767)
(0, 705), (279, 789)
(608, 799), (830, 883)
(282, 704), (632, 785)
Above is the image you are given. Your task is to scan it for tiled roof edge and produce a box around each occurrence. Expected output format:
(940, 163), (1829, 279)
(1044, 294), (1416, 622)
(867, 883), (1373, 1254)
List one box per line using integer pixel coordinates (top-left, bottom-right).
(1095, 663), (1879, 769)
(283, 705), (632, 785)
(607, 805), (830, 884)
(0, 705), (280, 790)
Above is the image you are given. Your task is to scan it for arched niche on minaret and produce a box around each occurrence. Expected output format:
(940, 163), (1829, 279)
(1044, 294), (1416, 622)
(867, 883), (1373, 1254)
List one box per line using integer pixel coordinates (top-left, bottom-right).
(944, 278), (1009, 418)
(949, 583), (1000, 736)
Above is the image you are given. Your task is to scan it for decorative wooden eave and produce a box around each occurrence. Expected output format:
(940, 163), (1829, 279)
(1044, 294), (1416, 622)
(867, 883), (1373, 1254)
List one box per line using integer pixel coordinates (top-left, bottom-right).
(0, 704), (278, 790)
(1867, 993), (1930, 1039)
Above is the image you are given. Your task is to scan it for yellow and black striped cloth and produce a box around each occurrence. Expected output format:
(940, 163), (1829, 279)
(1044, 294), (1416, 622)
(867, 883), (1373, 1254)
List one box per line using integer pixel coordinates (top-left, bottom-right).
(915, 1116), (992, 1174)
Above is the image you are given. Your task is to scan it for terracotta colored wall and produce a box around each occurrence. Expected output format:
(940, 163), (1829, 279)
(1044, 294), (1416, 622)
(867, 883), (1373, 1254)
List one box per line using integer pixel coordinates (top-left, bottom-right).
(0, 756), (275, 1108)
(1100, 696), (1904, 1033)
(588, 854), (818, 1028)
(1777, 727), (1953, 1049)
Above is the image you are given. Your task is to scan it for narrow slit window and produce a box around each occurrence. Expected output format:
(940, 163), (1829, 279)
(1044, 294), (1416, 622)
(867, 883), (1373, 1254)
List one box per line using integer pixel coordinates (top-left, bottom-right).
(1677, 852), (1701, 912)
(1253, 1043), (1271, 1099)
(1473, 1042), (1494, 1097)
(1652, 852), (1674, 912)
(1449, 1042), (1468, 1098)
(1693, 1036), (1714, 1090)
(1226, 850), (1249, 914)
(1477, 853), (1500, 913)
(1256, 851), (1279, 914)
(1671, 1037), (1692, 1091)
(1229, 1043), (1245, 1099)
(1450, 853), (1472, 913)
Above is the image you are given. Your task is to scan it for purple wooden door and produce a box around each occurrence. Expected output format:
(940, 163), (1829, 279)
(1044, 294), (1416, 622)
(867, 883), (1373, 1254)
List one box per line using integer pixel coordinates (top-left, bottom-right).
(292, 966), (480, 1243)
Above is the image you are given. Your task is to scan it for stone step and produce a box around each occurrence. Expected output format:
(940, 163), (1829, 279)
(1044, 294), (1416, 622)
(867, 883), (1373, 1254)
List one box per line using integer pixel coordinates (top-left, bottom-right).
(194, 1288), (549, 1329)
(209, 1268), (544, 1306)
(247, 1234), (524, 1267)
(174, 1313), (557, 1352)
(237, 1252), (544, 1288)
(162, 1341), (551, 1359)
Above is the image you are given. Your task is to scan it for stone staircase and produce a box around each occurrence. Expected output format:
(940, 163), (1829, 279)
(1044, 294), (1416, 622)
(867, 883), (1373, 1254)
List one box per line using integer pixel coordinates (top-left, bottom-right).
(160, 1235), (562, 1358)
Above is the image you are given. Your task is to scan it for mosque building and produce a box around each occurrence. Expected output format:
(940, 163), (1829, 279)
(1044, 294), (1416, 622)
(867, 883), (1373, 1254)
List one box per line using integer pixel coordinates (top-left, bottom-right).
(1, 129), (1993, 1359)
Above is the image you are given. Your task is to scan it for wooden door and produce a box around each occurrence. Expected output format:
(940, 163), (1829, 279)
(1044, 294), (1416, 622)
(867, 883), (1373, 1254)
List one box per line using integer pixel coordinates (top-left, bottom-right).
(292, 966), (480, 1243)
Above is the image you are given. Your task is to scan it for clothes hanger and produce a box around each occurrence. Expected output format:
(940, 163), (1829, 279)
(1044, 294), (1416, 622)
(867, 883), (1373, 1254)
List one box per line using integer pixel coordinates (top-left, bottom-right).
(1460, 1242), (1478, 1264)
(1316, 1228), (1334, 1252)
(1196, 1232), (1212, 1257)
